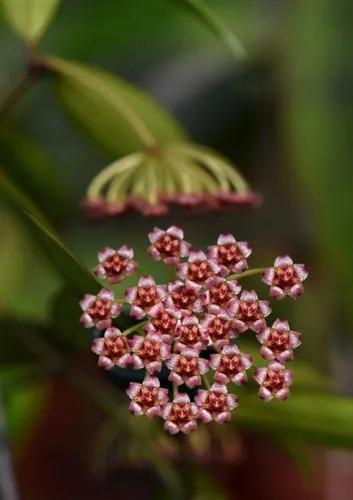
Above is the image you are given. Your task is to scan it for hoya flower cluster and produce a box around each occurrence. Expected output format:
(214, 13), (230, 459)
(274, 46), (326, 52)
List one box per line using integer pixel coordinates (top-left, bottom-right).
(82, 144), (260, 219)
(79, 227), (308, 434)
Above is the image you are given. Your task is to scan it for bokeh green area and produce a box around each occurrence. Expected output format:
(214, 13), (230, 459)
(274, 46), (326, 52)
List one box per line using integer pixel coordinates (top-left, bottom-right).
(0, 1), (353, 499)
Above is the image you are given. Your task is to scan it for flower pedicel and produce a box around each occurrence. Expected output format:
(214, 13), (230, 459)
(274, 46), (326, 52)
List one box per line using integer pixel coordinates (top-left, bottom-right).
(79, 227), (308, 434)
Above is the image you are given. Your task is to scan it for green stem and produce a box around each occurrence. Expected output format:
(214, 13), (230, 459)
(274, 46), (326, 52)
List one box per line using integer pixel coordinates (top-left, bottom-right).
(227, 267), (265, 281)
(121, 320), (148, 336)
(0, 72), (33, 118)
(172, 384), (178, 399)
(202, 374), (211, 389)
(166, 266), (176, 282)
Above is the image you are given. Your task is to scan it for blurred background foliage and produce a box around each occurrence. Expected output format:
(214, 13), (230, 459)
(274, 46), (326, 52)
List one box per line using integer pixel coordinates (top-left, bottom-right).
(0, 0), (353, 499)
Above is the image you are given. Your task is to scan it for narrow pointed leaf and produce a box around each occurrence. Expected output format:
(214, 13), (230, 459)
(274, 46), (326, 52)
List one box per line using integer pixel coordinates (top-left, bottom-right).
(169, 0), (246, 60)
(0, 128), (67, 224)
(0, 170), (99, 295)
(0, 167), (45, 223)
(25, 212), (100, 295)
(2, 0), (60, 42)
(236, 393), (353, 448)
(47, 57), (187, 156)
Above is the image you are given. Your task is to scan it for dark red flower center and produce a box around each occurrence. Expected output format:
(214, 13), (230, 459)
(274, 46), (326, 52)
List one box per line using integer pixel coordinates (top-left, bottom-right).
(102, 336), (129, 362)
(169, 403), (193, 424)
(154, 234), (181, 258)
(266, 330), (290, 353)
(219, 354), (243, 375)
(134, 385), (159, 409)
(209, 282), (234, 307)
(135, 339), (161, 361)
(263, 369), (285, 392)
(103, 254), (128, 276)
(179, 325), (202, 346)
(171, 287), (198, 310)
(152, 311), (177, 334)
(203, 391), (227, 415)
(135, 287), (159, 308)
(88, 299), (112, 320)
(237, 300), (261, 321)
(208, 317), (230, 341)
(217, 243), (243, 266)
(175, 355), (199, 376)
(273, 266), (299, 289)
(187, 261), (214, 283)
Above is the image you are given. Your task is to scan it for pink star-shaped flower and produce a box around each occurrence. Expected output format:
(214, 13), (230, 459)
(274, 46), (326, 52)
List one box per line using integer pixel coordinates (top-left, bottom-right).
(79, 288), (121, 330)
(162, 393), (198, 435)
(91, 327), (132, 369)
(262, 256), (308, 300)
(195, 384), (238, 423)
(208, 234), (252, 276)
(147, 226), (190, 265)
(165, 279), (209, 314)
(144, 302), (181, 342)
(227, 290), (271, 333)
(173, 314), (208, 352)
(167, 348), (209, 388)
(257, 319), (301, 363)
(200, 304), (239, 349)
(254, 362), (293, 402)
(177, 250), (220, 284)
(210, 344), (253, 385)
(130, 333), (171, 374)
(205, 276), (241, 308)
(125, 276), (167, 319)
(126, 375), (169, 418)
(94, 245), (137, 283)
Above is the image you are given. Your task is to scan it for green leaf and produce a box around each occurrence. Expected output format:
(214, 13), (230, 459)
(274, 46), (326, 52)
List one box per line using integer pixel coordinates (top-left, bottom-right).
(1, 366), (49, 446)
(168, 0), (246, 60)
(0, 128), (67, 224)
(0, 167), (45, 223)
(47, 57), (187, 156)
(285, 0), (353, 337)
(236, 393), (353, 448)
(0, 319), (39, 365)
(0, 170), (99, 295)
(1, 0), (60, 42)
(25, 212), (100, 296)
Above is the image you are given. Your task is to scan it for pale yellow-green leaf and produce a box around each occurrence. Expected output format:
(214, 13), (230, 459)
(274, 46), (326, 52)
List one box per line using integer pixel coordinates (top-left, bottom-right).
(2, 0), (60, 42)
(48, 56), (187, 156)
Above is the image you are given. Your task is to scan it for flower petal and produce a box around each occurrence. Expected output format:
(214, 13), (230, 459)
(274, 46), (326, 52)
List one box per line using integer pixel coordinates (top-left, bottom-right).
(138, 275), (156, 288)
(288, 283), (304, 299)
(98, 288), (114, 302)
(91, 338), (104, 355)
(118, 245), (134, 259)
(294, 264), (308, 281)
(164, 421), (179, 435)
(181, 420), (197, 434)
(262, 267), (275, 285)
(258, 386), (273, 401)
(274, 255), (293, 268)
(80, 312), (94, 328)
(215, 411), (231, 423)
(126, 382), (141, 399)
(128, 401), (143, 415)
(98, 247), (115, 263)
(79, 294), (96, 311)
(167, 225), (184, 240)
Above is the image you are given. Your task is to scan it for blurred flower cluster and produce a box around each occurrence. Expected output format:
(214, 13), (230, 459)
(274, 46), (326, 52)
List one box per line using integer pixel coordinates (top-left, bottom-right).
(79, 227), (308, 434)
(82, 144), (260, 218)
